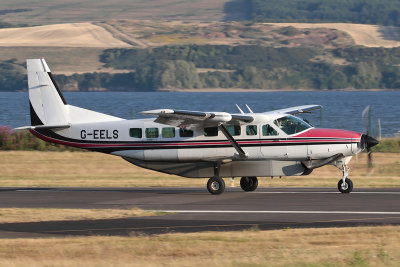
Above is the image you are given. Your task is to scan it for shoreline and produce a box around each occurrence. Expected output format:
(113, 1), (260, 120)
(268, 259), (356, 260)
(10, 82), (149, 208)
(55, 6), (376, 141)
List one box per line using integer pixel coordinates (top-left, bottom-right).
(8, 88), (399, 93)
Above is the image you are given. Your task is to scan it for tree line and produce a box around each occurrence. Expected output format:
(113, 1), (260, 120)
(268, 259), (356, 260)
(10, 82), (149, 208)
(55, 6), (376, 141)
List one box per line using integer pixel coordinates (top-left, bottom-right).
(2, 45), (400, 91)
(248, 0), (400, 26)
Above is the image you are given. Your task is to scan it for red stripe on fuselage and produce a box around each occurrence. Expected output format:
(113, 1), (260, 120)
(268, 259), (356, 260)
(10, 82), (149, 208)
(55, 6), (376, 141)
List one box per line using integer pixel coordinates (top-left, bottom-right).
(294, 128), (362, 139)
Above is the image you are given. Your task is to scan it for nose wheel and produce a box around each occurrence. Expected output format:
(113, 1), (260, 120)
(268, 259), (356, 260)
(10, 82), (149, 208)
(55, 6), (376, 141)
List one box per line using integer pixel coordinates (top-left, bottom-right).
(337, 163), (353, 193)
(338, 178), (353, 193)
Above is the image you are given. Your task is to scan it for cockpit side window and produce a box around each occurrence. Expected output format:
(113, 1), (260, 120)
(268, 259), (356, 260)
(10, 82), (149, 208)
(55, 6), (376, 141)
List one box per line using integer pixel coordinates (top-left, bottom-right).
(273, 115), (311, 135)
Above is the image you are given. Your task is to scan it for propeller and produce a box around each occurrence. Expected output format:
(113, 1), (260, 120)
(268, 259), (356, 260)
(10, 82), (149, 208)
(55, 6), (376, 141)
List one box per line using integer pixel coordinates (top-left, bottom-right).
(361, 106), (380, 167)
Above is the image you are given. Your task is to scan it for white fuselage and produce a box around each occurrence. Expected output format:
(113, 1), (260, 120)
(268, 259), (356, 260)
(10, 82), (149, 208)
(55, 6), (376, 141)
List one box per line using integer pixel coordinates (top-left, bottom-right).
(32, 113), (362, 178)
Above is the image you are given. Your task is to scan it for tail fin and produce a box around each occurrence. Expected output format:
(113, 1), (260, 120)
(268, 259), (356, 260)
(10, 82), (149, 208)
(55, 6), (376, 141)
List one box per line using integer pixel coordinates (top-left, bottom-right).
(27, 58), (68, 126)
(27, 58), (122, 127)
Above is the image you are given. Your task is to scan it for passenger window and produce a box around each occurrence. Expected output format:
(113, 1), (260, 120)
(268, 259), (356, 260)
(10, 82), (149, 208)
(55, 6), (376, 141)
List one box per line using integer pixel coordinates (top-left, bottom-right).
(204, 127), (218, 137)
(226, 125), (241, 136)
(162, 127), (175, 138)
(262, 124), (278, 136)
(145, 128), (159, 138)
(246, 125), (257, 136)
(129, 128), (142, 138)
(179, 128), (194, 137)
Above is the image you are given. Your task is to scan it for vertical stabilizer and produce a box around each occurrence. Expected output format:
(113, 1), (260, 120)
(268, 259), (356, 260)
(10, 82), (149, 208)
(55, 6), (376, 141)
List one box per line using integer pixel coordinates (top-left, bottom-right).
(27, 59), (68, 126)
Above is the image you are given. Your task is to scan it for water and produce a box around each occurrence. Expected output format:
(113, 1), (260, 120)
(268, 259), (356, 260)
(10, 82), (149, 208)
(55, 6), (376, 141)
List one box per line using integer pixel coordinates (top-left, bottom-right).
(1, 91), (399, 136)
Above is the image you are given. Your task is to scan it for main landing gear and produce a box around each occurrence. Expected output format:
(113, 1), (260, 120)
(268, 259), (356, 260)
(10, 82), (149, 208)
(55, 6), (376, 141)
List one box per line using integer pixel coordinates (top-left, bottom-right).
(206, 176), (259, 194)
(207, 176), (225, 195)
(337, 163), (353, 193)
(206, 162), (259, 194)
(207, 162), (225, 195)
(240, 176), (258, 192)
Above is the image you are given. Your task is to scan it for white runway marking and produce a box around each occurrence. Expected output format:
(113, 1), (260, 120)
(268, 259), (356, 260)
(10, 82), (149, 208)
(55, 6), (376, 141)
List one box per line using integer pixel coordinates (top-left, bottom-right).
(156, 210), (400, 215)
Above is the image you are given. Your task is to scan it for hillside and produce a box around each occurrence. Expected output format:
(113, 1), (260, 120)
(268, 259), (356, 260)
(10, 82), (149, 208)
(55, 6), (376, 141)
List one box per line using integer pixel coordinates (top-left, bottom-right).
(1, 20), (400, 91)
(0, 0), (229, 25)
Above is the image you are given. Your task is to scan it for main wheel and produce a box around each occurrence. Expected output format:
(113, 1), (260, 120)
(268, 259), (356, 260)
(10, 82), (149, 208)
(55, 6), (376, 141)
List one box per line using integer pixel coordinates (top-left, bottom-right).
(240, 176), (258, 192)
(207, 177), (225, 195)
(338, 178), (353, 193)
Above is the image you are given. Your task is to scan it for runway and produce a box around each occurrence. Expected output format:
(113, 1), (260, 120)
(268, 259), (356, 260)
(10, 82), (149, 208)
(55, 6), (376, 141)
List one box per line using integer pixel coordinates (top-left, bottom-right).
(0, 187), (399, 237)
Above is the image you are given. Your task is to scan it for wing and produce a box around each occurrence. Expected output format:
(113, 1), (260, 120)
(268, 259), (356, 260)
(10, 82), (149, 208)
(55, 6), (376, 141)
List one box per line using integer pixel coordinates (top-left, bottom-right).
(141, 109), (254, 129)
(264, 105), (322, 115)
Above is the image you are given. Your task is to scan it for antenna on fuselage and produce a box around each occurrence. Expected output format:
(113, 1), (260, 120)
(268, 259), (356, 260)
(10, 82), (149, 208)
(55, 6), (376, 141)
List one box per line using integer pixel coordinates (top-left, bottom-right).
(245, 104), (254, 113)
(236, 104), (244, 114)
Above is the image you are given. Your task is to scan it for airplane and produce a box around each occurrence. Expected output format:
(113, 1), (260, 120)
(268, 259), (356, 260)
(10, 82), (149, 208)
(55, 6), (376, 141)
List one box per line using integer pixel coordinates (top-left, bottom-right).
(17, 58), (379, 195)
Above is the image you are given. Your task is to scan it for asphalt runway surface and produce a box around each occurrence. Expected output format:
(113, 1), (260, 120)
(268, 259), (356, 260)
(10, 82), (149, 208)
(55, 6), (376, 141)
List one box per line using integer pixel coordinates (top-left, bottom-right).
(0, 187), (399, 237)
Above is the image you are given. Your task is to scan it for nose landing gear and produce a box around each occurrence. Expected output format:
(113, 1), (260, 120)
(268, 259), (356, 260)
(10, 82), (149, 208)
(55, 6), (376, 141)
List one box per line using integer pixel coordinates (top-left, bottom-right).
(337, 163), (353, 193)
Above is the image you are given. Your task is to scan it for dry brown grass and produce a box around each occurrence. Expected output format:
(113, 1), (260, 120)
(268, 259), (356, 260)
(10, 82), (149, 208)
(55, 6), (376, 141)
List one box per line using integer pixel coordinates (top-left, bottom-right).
(0, 23), (130, 48)
(0, 151), (399, 188)
(0, 226), (399, 266)
(0, 208), (158, 223)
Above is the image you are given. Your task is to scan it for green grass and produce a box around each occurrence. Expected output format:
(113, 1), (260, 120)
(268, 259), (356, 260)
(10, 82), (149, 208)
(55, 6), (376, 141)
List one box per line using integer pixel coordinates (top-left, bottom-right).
(372, 138), (400, 153)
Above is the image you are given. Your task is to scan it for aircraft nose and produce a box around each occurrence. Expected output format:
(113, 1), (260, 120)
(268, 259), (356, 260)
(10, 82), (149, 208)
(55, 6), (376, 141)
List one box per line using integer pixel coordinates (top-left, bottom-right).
(361, 134), (379, 150)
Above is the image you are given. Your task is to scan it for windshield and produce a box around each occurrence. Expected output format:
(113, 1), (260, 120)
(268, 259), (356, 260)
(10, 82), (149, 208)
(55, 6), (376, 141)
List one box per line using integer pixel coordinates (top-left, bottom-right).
(273, 115), (312, 135)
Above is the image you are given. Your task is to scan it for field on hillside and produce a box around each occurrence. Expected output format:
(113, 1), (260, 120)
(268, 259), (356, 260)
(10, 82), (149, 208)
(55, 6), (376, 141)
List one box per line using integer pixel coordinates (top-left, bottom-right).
(0, 0), (229, 25)
(0, 23), (129, 48)
(0, 151), (398, 188)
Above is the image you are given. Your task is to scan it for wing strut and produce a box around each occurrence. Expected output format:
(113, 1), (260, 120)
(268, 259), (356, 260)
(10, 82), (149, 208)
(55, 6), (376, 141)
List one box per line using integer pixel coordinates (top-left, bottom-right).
(218, 124), (247, 159)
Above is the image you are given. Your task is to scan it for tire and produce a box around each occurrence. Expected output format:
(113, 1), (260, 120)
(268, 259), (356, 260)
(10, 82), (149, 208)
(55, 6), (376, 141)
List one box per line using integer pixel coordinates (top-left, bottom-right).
(240, 176), (258, 192)
(207, 177), (225, 195)
(338, 178), (353, 193)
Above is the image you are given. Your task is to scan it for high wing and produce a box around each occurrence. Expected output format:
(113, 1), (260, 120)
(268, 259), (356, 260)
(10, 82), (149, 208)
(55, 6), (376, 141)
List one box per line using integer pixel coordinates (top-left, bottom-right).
(141, 109), (254, 129)
(264, 105), (322, 115)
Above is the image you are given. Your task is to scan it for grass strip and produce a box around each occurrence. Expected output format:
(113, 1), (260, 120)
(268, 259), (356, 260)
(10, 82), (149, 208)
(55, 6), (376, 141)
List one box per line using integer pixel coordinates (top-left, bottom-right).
(0, 226), (399, 266)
